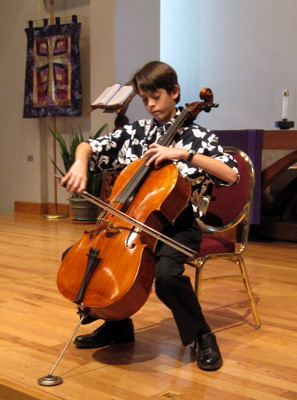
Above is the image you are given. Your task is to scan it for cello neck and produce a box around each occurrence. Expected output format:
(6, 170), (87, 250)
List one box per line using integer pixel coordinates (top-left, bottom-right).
(157, 107), (190, 147)
(115, 108), (190, 208)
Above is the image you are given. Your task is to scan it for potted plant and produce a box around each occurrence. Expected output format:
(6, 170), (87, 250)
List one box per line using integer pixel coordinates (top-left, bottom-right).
(49, 124), (107, 222)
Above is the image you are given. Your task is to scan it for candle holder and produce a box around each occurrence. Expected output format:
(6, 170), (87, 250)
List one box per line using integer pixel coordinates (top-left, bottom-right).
(275, 119), (295, 130)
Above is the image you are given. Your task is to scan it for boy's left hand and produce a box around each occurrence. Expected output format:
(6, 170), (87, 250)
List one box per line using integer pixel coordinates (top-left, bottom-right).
(144, 143), (188, 167)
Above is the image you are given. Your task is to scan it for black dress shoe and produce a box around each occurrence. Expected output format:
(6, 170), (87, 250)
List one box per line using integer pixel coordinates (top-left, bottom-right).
(197, 332), (223, 371)
(74, 319), (135, 349)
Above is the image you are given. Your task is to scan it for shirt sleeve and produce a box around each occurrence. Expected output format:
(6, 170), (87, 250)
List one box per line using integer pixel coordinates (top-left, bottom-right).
(86, 126), (131, 173)
(192, 127), (239, 187)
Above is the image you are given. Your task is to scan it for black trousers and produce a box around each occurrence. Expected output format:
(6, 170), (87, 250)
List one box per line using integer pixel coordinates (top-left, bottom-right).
(64, 205), (207, 346)
(154, 205), (207, 346)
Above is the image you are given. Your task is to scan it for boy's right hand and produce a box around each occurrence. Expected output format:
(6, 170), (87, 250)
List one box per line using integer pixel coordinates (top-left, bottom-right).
(60, 159), (88, 194)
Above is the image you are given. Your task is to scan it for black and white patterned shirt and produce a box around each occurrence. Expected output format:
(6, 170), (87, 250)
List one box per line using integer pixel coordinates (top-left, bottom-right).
(87, 108), (239, 217)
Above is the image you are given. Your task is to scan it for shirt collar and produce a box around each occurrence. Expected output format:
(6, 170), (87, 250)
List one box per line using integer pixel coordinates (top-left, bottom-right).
(151, 107), (183, 132)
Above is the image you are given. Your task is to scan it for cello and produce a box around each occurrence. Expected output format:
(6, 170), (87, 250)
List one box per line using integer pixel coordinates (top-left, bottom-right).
(57, 88), (219, 322)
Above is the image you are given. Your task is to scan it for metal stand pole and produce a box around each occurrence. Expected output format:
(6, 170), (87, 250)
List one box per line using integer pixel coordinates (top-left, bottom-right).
(43, 0), (67, 220)
(38, 316), (84, 386)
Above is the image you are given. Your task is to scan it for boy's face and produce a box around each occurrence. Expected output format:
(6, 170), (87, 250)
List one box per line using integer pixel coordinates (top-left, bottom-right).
(138, 85), (179, 125)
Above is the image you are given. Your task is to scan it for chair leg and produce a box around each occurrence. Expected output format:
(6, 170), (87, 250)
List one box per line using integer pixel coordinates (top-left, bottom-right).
(191, 263), (203, 353)
(194, 267), (200, 297)
(193, 260), (204, 299)
(236, 255), (261, 328)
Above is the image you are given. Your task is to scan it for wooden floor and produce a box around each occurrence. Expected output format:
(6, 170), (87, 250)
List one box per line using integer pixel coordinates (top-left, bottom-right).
(0, 213), (296, 400)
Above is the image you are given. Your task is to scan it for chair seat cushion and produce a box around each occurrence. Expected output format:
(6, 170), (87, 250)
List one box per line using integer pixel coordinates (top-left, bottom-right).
(199, 234), (236, 256)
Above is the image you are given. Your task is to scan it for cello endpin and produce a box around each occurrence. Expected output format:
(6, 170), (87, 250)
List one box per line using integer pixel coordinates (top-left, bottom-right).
(38, 374), (63, 386)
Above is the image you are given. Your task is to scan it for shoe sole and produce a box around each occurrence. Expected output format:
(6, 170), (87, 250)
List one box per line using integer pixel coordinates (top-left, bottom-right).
(197, 359), (223, 371)
(74, 339), (135, 349)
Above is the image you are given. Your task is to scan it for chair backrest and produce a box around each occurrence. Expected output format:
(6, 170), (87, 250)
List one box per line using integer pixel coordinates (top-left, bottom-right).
(199, 147), (255, 247)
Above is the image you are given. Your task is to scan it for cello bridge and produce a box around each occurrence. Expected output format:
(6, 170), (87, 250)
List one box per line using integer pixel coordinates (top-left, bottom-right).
(98, 218), (121, 235)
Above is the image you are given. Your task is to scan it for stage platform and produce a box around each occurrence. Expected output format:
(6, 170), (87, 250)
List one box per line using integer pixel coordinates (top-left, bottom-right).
(0, 213), (296, 400)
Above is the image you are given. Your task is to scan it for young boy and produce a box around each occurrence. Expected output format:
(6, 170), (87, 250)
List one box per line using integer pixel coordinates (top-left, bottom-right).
(61, 61), (239, 371)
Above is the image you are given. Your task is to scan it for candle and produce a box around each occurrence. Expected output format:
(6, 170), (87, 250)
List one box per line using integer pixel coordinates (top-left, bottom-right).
(282, 89), (289, 120)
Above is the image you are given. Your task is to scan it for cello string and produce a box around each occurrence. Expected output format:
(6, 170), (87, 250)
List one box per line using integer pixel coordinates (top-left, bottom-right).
(104, 110), (189, 209)
(81, 190), (197, 258)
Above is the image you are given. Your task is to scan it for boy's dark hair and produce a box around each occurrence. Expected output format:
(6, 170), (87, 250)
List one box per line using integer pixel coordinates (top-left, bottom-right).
(132, 61), (180, 103)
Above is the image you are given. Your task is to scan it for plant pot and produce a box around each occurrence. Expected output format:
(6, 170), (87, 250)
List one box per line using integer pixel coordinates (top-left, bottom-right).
(68, 197), (99, 223)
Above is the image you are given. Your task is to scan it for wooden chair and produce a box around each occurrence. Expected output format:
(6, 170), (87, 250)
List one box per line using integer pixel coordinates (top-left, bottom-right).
(187, 146), (261, 329)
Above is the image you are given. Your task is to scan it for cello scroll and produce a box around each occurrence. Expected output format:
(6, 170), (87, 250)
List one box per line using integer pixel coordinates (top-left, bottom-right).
(186, 88), (219, 121)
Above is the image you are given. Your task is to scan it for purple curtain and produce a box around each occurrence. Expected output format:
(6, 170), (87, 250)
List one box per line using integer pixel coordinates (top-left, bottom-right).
(23, 17), (82, 118)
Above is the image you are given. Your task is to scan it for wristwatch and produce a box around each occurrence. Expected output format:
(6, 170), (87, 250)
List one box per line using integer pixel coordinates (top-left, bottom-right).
(187, 149), (196, 162)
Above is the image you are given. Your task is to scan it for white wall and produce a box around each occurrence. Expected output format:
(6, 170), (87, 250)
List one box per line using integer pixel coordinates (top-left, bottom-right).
(114, 0), (160, 122)
(90, 0), (160, 128)
(0, 0), (160, 212)
(160, 0), (200, 106)
(0, 1), (41, 212)
(161, 0), (297, 131)
(0, 0), (296, 212)
(0, 0), (92, 212)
